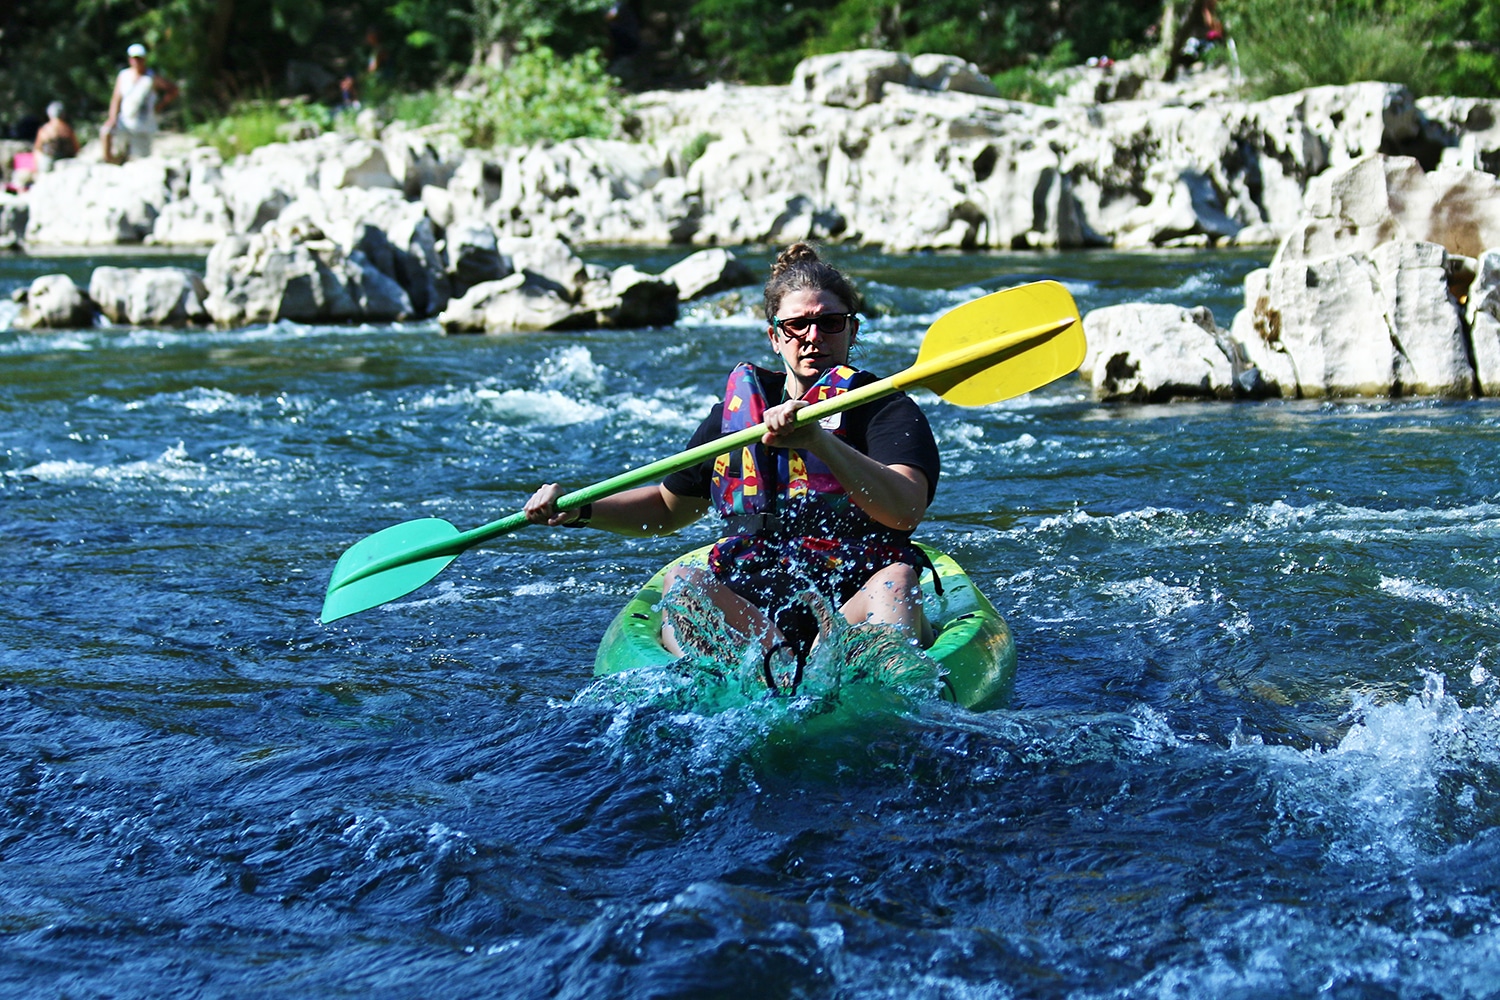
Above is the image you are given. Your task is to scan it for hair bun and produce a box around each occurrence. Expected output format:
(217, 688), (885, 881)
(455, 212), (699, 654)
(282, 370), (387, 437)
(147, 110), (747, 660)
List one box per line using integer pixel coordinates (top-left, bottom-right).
(770, 242), (821, 279)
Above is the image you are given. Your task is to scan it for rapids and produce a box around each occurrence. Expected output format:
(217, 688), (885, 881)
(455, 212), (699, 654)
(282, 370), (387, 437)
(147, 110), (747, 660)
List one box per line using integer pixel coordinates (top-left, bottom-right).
(3, 247), (1500, 998)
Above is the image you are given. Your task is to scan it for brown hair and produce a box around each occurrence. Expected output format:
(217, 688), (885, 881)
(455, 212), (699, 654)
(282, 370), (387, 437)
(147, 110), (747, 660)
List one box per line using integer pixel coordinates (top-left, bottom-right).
(762, 242), (862, 323)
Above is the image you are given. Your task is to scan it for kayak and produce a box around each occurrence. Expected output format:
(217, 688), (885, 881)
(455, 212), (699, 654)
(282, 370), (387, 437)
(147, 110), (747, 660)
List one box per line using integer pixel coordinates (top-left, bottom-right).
(593, 543), (1016, 711)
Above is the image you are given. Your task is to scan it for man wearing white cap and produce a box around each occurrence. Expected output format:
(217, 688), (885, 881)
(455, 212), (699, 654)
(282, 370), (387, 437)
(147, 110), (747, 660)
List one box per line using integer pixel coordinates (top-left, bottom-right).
(102, 43), (178, 163)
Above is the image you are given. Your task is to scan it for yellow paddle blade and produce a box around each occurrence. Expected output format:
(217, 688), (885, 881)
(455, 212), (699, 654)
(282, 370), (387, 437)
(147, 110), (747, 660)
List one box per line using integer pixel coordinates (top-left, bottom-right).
(910, 280), (1084, 406)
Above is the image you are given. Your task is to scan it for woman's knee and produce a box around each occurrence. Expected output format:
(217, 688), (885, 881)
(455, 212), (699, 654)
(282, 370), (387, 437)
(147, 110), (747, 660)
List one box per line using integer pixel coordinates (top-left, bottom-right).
(867, 561), (921, 598)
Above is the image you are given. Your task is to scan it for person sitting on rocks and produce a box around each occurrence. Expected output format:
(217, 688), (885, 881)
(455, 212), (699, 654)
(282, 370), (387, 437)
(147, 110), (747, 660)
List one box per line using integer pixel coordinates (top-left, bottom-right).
(102, 43), (178, 164)
(33, 102), (79, 173)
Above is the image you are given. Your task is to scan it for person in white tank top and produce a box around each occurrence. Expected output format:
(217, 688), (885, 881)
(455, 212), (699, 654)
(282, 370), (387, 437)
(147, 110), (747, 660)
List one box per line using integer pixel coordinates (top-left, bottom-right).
(102, 43), (178, 163)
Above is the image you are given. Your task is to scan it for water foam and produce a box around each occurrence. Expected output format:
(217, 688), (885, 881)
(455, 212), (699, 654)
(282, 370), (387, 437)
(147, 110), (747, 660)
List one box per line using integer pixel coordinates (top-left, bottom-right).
(1245, 672), (1500, 867)
(10, 441), (205, 486)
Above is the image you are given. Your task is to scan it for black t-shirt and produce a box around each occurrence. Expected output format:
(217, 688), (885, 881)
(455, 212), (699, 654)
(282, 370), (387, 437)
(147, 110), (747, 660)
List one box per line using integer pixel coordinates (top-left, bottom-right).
(662, 368), (941, 503)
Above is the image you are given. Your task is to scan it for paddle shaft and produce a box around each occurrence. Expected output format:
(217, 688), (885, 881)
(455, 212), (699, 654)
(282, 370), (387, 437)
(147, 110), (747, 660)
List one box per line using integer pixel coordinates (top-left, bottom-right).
(335, 313), (1075, 589)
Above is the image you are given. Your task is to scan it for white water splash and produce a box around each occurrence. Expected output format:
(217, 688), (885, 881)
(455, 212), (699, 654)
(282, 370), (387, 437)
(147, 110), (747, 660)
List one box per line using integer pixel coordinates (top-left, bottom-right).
(1379, 575), (1500, 626)
(1250, 672), (1500, 867)
(10, 441), (205, 485)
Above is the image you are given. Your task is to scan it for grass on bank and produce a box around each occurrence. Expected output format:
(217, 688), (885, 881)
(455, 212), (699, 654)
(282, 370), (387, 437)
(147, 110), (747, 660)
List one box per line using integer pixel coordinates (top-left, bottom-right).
(1229, 0), (1481, 99)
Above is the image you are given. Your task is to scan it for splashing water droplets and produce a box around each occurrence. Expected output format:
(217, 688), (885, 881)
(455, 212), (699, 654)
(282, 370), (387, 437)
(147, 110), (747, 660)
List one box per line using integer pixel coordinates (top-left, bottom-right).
(573, 580), (945, 716)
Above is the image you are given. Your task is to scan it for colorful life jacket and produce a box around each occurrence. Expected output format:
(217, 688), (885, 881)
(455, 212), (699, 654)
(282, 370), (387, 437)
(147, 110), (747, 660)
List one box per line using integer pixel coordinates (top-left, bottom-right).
(710, 363), (882, 539)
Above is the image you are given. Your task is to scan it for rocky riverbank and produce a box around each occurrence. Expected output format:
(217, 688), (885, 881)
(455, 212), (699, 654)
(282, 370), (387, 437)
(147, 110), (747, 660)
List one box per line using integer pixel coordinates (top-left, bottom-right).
(5, 50), (1500, 401)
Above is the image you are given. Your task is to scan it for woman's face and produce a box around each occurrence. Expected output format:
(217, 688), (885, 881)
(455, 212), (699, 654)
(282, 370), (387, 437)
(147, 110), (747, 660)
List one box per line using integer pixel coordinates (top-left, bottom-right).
(767, 287), (857, 391)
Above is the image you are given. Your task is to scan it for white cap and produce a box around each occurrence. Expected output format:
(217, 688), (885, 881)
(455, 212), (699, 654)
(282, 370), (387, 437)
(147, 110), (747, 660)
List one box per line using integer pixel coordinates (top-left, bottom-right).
(127, 43), (147, 58)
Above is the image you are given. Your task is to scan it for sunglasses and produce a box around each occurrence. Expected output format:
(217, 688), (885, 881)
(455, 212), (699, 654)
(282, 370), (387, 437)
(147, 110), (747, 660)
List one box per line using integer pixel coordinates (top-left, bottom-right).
(771, 312), (856, 340)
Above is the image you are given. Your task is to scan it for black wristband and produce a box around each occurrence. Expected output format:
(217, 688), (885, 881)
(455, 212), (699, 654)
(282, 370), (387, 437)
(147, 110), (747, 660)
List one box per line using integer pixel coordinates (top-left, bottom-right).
(561, 502), (592, 528)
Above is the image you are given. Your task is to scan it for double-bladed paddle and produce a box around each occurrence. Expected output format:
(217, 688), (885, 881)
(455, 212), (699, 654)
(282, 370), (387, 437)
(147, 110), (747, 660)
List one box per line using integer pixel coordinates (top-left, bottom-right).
(321, 279), (1085, 623)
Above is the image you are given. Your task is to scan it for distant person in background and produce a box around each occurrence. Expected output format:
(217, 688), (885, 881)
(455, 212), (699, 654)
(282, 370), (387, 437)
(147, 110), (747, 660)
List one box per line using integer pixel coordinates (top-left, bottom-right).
(339, 75), (361, 114)
(102, 43), (178, 163)
(604, 2), (642, 84)
(33, 102), (79, 173)
(364, 28), (390, 80)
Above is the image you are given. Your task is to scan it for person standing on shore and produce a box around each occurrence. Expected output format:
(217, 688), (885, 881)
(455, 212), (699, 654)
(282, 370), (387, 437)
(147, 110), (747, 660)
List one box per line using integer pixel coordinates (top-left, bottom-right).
(102, 43), (178, 164)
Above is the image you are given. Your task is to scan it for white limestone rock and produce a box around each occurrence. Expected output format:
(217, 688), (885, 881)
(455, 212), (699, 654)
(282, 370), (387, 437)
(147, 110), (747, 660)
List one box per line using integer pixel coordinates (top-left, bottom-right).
(24, 160), (175, 245)
(580, 264), (679, 328)
(659, 248), (756, 301)
(1080, 303), (1242, 402)
(1468, 250), (1500, 395)
(12, 274), (95, 329)
(1231, 240), (1474, 398)
(437, 272), (592, 334)
(792, 50), (913, 109)
(203, 229), (412, 327)
(89, 266), (210, 326)
(1370, 241), (1472, 396)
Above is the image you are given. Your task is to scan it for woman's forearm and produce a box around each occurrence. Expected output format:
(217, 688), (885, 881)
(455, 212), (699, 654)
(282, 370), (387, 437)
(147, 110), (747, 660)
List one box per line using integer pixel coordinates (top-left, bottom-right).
(803, 432), (929, 531)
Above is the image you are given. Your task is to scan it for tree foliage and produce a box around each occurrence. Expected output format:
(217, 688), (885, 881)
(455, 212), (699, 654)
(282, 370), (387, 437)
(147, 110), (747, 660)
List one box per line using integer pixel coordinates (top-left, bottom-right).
(668, 0), (1158, 85)
(0, 0), (613, 127)
(4, 0), (1500, 133)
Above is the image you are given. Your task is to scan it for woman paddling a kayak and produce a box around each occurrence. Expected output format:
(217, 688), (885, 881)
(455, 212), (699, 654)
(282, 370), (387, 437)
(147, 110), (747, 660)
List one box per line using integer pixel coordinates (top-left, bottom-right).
(524, 243), (941, 668)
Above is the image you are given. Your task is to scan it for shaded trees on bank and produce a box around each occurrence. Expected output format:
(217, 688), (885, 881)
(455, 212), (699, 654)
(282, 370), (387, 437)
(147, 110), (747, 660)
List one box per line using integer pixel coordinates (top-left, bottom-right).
(1, 0), (1165, 128)
(4, 0), (1500, 134)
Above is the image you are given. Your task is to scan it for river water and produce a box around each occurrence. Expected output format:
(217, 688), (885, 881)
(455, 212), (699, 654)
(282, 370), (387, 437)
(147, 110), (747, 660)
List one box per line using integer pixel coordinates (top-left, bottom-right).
(3, 246), (1500, 998)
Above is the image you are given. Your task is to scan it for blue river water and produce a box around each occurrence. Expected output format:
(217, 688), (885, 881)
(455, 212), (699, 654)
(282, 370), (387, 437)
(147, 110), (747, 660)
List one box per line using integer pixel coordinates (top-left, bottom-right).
(3, 246), (1500, 998)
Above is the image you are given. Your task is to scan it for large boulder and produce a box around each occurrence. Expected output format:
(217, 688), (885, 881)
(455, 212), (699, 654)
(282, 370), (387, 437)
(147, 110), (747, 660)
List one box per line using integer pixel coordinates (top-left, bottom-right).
(445, 219), (512, 298)
(437, 272), (593, 334)
(24, 160), (176, 245)
(1468, 250), (1500, 395)
(437, 242), (678, 333)
(89, 266), (210, 326)
(1278, 155), (1500, 263)
(660, 248), (756, 301)
(792, 50), (914, 109)
(146, 147), (233, 246)
(203, 226), (412, 327)
(1081, 303), (1256, 402)
(580, 264), (679, 328)
(0, 193), (26, 249)
(1372, 241), (1473, 396)
(11, 274), (95, 329)
(273, 188), (449, 316)
(495, 235), (591, 293)
(316, 137), (401, 191)
(1232, 240), (1472, 398)
(381, 126), (462, 198)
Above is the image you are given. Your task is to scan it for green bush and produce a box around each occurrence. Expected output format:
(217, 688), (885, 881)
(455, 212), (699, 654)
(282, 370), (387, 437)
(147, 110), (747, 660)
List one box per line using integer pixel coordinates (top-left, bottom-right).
(442, 45), (624, 147)
(191, 100), (321, 160)
(384, 90), (446, 129)
(990, 41), (1077, 105)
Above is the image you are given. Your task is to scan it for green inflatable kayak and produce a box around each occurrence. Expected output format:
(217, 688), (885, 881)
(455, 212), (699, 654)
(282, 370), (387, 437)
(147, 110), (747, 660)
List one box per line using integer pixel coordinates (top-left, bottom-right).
(593, 543), (1016, 711)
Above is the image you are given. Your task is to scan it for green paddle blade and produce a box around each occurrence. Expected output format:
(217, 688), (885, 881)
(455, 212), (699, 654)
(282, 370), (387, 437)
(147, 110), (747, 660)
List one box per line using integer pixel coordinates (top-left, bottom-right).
(321, 518), (463, 623)
(911, 280), (1085, 406)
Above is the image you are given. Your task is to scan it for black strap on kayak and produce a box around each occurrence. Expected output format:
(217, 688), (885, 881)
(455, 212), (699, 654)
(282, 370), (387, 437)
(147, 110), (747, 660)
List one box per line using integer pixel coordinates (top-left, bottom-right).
(761, 605), (815, 696)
